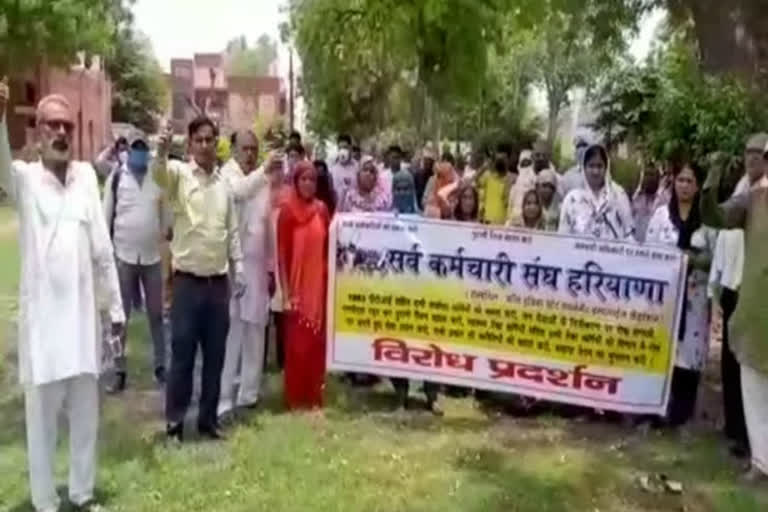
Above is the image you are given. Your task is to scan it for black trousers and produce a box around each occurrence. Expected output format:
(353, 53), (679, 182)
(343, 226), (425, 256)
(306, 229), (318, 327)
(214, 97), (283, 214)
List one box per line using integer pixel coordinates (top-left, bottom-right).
(391, 378), (439, 403)
(720, 288), (749, 447)
(165, 272), (230, 429)
(263, 312), (285, 371)
(667, 366), (701, 426)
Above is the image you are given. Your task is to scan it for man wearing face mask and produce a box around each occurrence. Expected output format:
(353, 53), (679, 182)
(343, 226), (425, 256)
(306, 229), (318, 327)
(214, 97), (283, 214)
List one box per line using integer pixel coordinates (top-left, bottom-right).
(0, 81), (124, 512)
(330, 134), (359, 207)
(103, 132), (170, 393)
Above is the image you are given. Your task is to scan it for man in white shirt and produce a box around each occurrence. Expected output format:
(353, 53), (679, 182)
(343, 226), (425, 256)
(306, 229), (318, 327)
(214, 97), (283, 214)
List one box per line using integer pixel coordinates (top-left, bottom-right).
(103, 132), (170, 392)
(218, 130), (279, 417)
(330, 133), (359, 207)
(0, 80), (124, 512)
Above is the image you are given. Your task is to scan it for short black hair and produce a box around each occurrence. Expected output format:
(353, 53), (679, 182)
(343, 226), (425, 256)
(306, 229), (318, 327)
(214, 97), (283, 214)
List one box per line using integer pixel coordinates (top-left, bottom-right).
(337, 134), (352, 145)
(388, 145), (403, 156)
(287, 142), (306, 156)
(352, 144), (361, 152)
(289, 130), (302, 142)
(187, 116), (219, 138)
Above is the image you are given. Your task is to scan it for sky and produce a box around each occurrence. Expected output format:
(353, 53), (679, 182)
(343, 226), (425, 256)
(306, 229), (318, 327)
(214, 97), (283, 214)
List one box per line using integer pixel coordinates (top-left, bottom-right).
(132, 0), (288, 73)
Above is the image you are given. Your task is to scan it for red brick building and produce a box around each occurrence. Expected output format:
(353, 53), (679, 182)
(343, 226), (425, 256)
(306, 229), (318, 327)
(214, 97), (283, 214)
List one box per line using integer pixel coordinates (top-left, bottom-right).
(168, 53), (285, 135)
(6, 56), (112, 161)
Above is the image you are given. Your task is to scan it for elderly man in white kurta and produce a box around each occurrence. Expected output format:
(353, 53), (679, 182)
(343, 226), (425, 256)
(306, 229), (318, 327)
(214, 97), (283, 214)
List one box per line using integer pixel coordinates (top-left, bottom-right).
(0, 82), (124, 512)
(218, 130), (279, 417)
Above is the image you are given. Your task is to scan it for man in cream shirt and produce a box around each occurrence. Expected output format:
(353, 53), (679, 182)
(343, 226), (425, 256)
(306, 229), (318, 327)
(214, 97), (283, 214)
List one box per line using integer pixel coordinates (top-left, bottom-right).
(0, 79), (124, 512)
(154, 117), (266, 441)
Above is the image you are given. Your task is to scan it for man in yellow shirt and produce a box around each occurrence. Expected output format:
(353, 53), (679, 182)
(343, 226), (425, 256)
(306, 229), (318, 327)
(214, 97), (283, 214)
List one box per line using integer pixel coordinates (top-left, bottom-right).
(154, 117), (267, 442)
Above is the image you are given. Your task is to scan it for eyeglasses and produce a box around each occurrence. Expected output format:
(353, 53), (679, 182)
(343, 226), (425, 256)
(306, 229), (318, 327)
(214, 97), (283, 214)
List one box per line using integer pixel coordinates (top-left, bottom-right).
(43, 120), (74, 134)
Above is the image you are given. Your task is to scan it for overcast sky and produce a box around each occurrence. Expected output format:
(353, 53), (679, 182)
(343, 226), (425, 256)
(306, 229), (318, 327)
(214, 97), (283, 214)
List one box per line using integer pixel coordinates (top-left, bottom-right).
(132, 0), (288, 72)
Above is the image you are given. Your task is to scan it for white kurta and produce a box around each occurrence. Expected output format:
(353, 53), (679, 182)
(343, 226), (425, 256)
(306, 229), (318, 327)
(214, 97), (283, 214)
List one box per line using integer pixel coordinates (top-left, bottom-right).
(221, 158), (272, 325)
(219, 159), (272, 414)
(0, 152), (124, 385)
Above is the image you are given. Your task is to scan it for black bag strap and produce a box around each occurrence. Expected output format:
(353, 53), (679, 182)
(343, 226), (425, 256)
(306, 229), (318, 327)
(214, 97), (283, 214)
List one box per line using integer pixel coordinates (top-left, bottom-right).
(109, 167), (122, 239)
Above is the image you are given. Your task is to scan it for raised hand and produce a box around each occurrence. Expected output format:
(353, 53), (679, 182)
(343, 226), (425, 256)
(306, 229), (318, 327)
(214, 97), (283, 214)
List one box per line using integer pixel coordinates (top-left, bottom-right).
(0, 76), (9, 119)
(157, 120), (173, 156)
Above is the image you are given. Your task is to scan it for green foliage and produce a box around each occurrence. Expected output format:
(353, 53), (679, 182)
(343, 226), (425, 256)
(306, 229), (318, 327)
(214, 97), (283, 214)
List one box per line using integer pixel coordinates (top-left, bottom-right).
(592, 33), (768, 166)
(0, 0), (124, 73)
(611, 156), (642, 194)
(107, 28), (168, 134)
(225, 34), (277, 77)
(288, 0), (501, 141)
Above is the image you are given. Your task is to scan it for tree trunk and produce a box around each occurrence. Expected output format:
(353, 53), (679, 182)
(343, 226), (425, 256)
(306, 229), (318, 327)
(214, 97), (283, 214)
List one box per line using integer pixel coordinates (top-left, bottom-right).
(676, 0), (767, 88)
(546, 103), (560, 153)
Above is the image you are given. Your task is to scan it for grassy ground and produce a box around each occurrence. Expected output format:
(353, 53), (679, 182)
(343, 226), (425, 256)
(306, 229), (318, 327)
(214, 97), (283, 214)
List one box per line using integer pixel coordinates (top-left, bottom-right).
(0, 205), (767, 512)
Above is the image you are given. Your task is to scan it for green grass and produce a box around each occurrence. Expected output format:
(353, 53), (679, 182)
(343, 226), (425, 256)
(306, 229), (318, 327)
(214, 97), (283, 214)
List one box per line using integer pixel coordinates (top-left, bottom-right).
(0, 205), (766, 512)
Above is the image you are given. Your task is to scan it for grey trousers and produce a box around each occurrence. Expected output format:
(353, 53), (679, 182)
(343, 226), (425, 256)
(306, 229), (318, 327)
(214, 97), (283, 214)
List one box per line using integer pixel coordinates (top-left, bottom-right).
(115, 259), (166, 372)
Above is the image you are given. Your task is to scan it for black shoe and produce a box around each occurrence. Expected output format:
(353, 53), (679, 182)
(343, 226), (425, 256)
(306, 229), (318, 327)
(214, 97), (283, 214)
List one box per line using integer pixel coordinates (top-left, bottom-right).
(198, 424), (226, 441)
(154, 366), (166, 385)
(106, 372), (126, 394)
(166, 422), (184, 442)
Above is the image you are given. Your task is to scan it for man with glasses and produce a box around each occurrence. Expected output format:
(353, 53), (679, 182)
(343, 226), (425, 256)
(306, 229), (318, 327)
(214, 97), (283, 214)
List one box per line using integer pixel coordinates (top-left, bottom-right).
(0, 79), (125, 512)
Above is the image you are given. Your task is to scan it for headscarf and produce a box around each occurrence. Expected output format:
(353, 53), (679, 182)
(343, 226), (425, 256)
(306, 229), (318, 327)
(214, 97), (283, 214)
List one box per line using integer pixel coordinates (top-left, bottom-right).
(506, 150), (538, 226)
(536, 168), (561, 231)
(559, 143), (634, 240)
(391, 169), (419, 214)
(285, 160), (324, 225)
(340, 156), (390, 213)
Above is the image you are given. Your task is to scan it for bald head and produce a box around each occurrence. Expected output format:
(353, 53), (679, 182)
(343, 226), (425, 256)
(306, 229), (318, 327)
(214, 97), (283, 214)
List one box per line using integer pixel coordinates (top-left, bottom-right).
(230, 129), (259, 172)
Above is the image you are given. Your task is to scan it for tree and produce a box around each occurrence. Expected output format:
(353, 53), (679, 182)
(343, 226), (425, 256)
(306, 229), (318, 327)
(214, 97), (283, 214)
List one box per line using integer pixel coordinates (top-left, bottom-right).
(225, 34), (278, 76)
(591, 31), (768, 166)
(107, 28), (168, 134)
(0, 0), (123, 73)
(288, 0), (502, 141)
(663, 0), (768, 88)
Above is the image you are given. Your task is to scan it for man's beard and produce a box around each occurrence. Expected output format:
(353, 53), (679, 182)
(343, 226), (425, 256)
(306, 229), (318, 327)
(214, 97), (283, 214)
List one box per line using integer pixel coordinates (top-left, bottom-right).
(42, 139), (71, 164)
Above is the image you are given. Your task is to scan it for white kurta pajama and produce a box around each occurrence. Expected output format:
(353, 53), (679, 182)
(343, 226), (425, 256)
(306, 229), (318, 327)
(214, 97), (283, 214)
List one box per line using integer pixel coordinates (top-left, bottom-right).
(219, 159), (272, 415)
(1, 120), (124, 512)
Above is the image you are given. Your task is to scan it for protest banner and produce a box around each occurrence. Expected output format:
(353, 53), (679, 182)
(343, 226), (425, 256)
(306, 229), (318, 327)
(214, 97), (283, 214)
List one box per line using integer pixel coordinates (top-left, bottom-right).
(326, 213), (687, 415)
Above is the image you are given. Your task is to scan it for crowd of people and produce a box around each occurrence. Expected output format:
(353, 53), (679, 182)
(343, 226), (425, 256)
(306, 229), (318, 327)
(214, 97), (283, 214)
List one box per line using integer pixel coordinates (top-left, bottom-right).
(1, 76), (768, 510)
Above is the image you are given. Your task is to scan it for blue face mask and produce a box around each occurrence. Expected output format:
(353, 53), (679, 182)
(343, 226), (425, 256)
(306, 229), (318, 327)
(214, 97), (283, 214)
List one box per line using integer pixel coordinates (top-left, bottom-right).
(128, 149), (149, 172)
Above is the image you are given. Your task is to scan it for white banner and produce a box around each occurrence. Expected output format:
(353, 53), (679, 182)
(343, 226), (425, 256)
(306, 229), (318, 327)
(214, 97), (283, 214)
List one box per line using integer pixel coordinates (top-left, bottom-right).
(327, 213), (686, 415)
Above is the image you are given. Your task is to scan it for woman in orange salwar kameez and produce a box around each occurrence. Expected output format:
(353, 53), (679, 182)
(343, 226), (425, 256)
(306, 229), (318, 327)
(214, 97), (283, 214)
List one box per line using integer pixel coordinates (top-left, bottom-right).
(277, 160), (331, 410)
